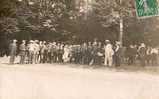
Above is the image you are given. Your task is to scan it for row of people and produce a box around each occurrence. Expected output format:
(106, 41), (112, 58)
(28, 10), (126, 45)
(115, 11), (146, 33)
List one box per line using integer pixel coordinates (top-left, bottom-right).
(9, 39), (159, 66)
(126, 43), (159, 66)
(9, 39), (121, 67)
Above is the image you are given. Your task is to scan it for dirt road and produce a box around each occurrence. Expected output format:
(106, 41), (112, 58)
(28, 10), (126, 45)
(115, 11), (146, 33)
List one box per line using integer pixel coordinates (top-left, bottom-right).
(0, 57), (159, 99)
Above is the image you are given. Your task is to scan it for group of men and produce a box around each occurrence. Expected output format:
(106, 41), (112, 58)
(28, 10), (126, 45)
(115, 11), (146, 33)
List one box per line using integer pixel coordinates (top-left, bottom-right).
(126, 43), (159, 66)
(9, 39), (159, 67)
(8, 39), (121, 67)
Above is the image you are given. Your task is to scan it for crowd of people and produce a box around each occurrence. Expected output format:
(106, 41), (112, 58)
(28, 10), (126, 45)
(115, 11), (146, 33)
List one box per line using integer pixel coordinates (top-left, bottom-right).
(8, 39), (159, 67)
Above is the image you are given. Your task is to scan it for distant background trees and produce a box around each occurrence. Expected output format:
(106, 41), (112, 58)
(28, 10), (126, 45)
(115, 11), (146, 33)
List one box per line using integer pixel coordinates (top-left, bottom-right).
(0, 0), (159, 47)
(92, 0), (159, 46)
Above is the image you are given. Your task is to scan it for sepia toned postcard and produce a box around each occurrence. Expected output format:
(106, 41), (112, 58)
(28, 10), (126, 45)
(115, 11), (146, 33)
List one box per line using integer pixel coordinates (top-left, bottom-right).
(0, 0), (159, 99)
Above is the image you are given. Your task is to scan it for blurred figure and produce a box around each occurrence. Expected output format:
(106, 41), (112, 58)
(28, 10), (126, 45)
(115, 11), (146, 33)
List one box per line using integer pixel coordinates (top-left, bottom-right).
(9, 39), (17, 64)
(69, 45), (74, 63)
(50, 42), (58, 63)
(90, 41), (98, 65)
(120, 46), (127, 64)
(138, 43), (147, 66)
(63, 44), (70, 63)
(57, 43), (64, 63)
(96, 42), (104, 65)
(42, 41), (47, 63)
(81, 42), (88, 64)
(19, 40), (26, 64)
(74, 45), (81, 64)
(114, 41), (121, 67)
(151, 47), (158, 66)
(127, 45), (137, 65)
(28, 40), (35, 64)
(87, 42), (93, 65)
(104, 40), (114, 67)
(47, 42), (53, 63)
(39, 41), (43, 63)
(33, 40), (40, 64)
(146, 46), (152, 65)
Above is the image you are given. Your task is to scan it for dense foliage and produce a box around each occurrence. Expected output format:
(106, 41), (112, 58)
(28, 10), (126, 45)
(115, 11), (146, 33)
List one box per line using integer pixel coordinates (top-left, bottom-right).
(0, 0), (159, 46)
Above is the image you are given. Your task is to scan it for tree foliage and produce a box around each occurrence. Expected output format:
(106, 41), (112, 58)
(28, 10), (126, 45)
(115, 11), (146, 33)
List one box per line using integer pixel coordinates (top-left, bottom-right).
(0, 0), (19, 34)
(15, 0), (74, 32)
(93, 0), (135, 27)
(0, 0), (78, 41)
(0, 17), (19, 34)
(0, 0), (159, 46)
(92, 0), (159, 46)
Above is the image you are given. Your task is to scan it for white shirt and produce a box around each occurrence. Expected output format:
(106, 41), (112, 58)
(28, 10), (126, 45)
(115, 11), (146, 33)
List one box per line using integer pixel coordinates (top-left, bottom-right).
(151, 48), (158, 54)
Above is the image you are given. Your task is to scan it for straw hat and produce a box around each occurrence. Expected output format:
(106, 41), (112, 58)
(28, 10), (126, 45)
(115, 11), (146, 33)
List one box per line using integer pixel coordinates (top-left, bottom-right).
(29, 40), (34, 43)
(105, 40), (110, 42)
(13, 39), (17, 42)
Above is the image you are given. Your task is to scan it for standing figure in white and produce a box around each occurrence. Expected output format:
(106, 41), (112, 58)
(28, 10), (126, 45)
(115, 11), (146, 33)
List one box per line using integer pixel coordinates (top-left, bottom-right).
(104, 40), (114, 67)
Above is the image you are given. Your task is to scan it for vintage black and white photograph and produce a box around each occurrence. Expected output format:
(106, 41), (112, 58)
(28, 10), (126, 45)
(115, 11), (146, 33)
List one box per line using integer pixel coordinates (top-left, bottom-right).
(0, 0), (159, 99)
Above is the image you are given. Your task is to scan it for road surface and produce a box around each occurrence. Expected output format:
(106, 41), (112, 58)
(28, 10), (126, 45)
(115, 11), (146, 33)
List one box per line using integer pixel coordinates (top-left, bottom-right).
(0, 57), (159, 99)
